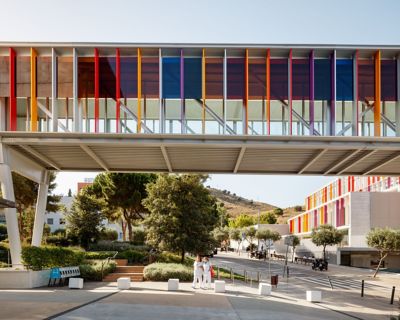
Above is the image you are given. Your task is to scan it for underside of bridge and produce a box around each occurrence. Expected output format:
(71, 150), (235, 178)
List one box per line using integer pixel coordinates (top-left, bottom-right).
(3, 132), (400, 176)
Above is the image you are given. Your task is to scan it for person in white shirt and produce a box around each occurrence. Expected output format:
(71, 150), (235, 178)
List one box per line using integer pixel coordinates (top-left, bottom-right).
(202, 257), (212, 289)
(192, 255), (203, 289)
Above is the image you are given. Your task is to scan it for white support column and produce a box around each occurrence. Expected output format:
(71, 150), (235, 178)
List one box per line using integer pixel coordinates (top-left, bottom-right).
(73, 48), (80, 132)
(396, 55), (400, 137)
(51, 48), (58, 132)
(0, 145), (22, 267)
(223, 49), (227, 135)
(31, 171), (50, 247)
(0, 97), (6, 131)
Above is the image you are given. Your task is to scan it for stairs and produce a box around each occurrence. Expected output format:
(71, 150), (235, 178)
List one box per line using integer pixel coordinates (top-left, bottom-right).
(103, 265), (145, 282)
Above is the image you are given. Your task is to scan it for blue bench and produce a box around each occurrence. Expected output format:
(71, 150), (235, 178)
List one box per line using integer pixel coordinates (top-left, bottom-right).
(48, 266), (80, 287)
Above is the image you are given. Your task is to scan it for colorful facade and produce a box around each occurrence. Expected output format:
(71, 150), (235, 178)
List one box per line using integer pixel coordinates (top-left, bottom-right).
(288, 176), (400, 234)
(0, 44), (399, 136)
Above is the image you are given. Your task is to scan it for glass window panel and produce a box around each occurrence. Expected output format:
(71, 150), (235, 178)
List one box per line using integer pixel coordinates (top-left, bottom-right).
(184, 58), (201, 99)
(336, 59), (353, 101)
(99, 57), (116, 99)
(314, 59), (331, 100)
(162, 57), (180, 99)
(205, 57), (223, 99)
(78, 57), (95, 98)
(16, 56), (30, 97)
(292, 59), (309, 100)
(381, 60), (397, 101)
(227, 58), (244, 99)
(358, 59), (374, 101)
(57, 57), (73, 98)
(120, 57), (137, 98)
(270, 59), (288, 100)
(37, 56), (51, 97)
(248, 58), (266, 99)
(0, 56), (9, 97)
(142, 57), (159, 98)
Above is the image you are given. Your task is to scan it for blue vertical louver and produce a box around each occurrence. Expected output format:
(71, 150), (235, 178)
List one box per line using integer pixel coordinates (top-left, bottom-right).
(162, 57), (180, 99)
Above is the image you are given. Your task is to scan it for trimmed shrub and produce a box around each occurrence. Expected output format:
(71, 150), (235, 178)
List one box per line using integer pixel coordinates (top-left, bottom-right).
(52, 229), (67, 236)
(117, 250), (148, 264)
(99, 229), (118, 241)
(21, 246), (85, 271)
(144, 263), (192, 281)
(155, 251), (193, 266)
(0, 261), (8, 268)
(84, 251), (118, 260)
(45, 235), (70, 247)
(79, 261), (116, 281)
(88, 240), (149, 252)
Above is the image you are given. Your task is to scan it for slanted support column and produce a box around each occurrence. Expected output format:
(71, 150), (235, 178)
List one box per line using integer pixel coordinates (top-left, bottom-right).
(51, 48), (58, 132)
(352, 50), (359, 136)
(31, 171), (50, 247)
(0, 145), (22, 267)
(396, 55), (400, 137)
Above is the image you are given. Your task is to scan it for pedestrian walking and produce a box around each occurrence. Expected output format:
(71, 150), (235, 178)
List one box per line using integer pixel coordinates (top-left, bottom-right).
(192, 255), (203, 289)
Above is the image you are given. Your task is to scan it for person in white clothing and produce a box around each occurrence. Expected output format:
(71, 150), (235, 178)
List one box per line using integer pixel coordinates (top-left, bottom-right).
(192, 255), (203, 289)
(202, 257), (212, 289)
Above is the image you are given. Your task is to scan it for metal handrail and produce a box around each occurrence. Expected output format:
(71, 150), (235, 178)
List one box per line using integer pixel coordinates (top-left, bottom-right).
(100, 251), (118, 280)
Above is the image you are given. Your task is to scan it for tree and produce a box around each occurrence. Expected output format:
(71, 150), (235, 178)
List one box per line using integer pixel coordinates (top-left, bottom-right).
(244, 226), (257, 251)
(144, 174), (219, 263)
(91, 172), (157, 241)
(259, 211), (277, 224)
(290, 235), (300, 262)
(311, 224), (344, 260)
(367, 228), (400, 278)
(213, 226), (230, 251)
(66, 190), (104, 249)
(229, 228), (243, 254)
(12, 172), (62, 242)
(216, 203), (229, 227)
(273, 208), (284, 216)
(256, 229), (281, 256)
(229, 214), (254, 229)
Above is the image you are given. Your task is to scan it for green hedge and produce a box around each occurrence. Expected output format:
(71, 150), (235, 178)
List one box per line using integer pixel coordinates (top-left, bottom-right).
(21, 246), (85, 271)
(144, 263), (192, 281)
(88, 240), (149, 252)
(0, 261), (8, 268)
(79, 261), (116, 281)
(117, 250), (148, 264)
(155, 252), (193, 266)
(84, 251), (118, 260)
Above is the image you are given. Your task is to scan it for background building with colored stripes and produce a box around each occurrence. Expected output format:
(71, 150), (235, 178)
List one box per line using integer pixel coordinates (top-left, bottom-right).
(287, 176), (400, 268)
(0, 43), (399, 137)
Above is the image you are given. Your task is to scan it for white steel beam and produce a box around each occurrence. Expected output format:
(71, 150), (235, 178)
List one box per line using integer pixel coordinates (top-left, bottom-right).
(363, 152), (400, 175)
(80, 144), (109, 171)
(323, 149), (361, 175)
(20, 145), (61, 170)
(8, 147), (46, 183)
(298, 149), (328, 174)
(233, 146), (246, 173)
(337, 150), (377, 175)
(51, 48), (58, 132)
(160, 146), (172, 173)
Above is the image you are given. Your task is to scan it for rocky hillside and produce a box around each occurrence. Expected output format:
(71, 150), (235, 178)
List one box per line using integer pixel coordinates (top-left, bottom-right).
(208, 187), (304, 223)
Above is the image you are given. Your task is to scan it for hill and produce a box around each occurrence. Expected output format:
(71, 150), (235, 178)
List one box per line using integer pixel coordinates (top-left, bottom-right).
(208, 187), (304, 223)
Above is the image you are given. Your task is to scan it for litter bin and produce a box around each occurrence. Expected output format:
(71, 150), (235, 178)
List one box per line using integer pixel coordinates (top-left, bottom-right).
(271, 275), (278, 287)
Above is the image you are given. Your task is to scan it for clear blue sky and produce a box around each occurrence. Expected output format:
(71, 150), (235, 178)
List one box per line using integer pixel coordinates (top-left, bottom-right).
(2, 0), (399, 207)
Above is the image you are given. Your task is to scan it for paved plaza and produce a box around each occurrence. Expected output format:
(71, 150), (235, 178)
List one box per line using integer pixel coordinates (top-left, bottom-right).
(0, 254), (399, 320)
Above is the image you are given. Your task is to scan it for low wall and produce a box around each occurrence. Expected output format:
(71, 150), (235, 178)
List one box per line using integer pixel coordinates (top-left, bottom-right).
(0, 269), (51, 288)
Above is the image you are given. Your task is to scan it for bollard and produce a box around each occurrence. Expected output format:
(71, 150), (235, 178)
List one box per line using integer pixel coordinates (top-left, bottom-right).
(390, 286), (395, 305)
(361, 280), (364, 297)
(286, 266), (289, 278)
